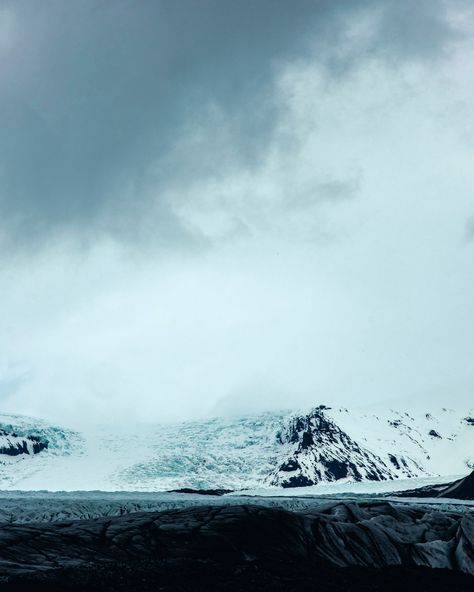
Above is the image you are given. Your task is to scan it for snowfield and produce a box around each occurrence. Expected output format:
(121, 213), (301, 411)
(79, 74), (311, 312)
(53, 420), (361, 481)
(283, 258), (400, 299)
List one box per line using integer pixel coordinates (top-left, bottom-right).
(0, 403), (472, 492)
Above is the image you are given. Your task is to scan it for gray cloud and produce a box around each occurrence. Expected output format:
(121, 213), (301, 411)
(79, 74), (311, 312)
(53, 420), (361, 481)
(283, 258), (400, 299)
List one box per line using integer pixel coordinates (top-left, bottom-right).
(0, 0), (473, 424)
(0, 0), (461, 252)
(372, 0), (458, 61)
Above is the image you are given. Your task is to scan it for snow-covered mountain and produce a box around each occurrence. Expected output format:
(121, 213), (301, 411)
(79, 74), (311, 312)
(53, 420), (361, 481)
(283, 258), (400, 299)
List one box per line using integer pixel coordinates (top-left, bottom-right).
(0, 404), (472, 491)
(269, 405), (474, 487)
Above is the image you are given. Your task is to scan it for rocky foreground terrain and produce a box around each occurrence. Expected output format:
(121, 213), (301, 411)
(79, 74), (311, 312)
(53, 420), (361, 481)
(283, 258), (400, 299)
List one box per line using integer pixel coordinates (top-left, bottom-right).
(0, 499), (472, 591)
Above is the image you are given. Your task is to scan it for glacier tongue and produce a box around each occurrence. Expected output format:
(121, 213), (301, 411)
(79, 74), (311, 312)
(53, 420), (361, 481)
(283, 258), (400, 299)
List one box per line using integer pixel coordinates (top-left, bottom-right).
(0, 404), (472, 491)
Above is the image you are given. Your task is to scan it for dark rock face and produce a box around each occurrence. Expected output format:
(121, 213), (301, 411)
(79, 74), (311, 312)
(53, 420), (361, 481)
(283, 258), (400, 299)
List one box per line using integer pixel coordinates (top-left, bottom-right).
(0, 430), (48, 456)
(0, 502), (472, 591)
(391, 470), (474, 501)
(280, 459), (299, 472)
(388, 454), (401, 469)
(392, 481), (453, 498)
(281, 474), (314, 488)
(438, 470), (474, 500)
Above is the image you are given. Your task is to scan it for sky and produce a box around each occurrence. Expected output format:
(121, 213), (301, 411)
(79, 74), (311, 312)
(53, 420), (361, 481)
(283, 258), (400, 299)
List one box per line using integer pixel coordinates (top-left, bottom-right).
(0, 0), (473, 425)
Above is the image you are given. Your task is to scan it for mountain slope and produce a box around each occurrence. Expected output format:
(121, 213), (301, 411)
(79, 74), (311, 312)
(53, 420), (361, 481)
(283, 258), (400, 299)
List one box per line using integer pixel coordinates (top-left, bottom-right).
(269, 405), (474, 487)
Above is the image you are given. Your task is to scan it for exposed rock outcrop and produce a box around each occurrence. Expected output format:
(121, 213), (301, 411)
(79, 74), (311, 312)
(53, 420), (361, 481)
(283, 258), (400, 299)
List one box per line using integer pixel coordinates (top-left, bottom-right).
(0, 430), (48, 456)
(438, 470), (474, 500)
(269, 406), (421, 487)
(391, 470), (474, 500)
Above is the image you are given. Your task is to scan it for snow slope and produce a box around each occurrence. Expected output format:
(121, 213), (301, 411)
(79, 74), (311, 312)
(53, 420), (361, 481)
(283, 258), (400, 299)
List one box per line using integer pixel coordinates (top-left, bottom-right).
(0, 403), (472, 491)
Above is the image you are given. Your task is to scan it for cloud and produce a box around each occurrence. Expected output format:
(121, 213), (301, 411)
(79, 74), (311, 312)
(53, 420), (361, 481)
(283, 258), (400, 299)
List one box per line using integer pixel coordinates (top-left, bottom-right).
(0, 0), (461, 253)
(0, 0), (317, 251)
(0, 1), (473, 425)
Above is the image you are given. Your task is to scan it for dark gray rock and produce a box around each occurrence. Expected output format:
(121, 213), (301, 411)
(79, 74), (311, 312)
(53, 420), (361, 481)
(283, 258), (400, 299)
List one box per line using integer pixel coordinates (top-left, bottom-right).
(439, 470), (474, 500)
(392, 470), (474, 501)
(168, 488), (233, 496)
(0, 430), (48, 456)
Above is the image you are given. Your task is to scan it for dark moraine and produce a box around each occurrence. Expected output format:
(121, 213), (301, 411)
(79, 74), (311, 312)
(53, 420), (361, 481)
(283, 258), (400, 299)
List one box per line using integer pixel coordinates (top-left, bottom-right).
(439, 470), (474, 500)
(392, 469), (474, 500)
(0, 501), (472, 591)
(169, 488), (233, 496)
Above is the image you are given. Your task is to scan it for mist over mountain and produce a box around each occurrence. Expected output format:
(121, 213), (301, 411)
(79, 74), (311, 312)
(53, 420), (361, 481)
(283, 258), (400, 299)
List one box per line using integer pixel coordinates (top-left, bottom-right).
(0, 0), (474, 424)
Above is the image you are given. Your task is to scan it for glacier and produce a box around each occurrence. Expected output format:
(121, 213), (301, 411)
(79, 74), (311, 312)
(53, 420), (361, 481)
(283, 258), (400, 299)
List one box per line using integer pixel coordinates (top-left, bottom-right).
(0, 404), (472, 491)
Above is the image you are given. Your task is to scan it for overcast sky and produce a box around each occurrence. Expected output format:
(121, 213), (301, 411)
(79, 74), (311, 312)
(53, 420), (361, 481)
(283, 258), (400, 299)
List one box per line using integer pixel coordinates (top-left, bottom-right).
(0, 0), (473, 425)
